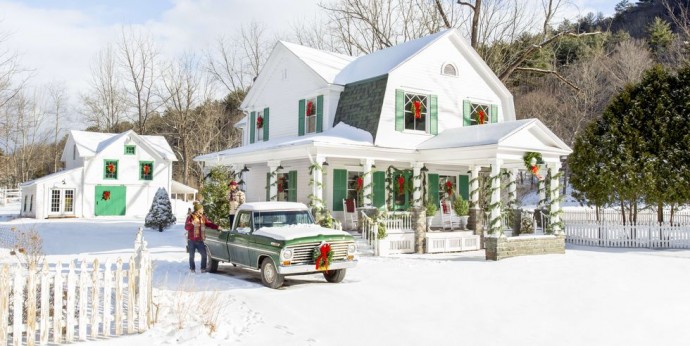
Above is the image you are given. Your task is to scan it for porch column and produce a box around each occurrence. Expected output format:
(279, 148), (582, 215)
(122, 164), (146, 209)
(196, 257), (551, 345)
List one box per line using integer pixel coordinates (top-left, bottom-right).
(508, 168), (518, 209)
(412, 162), (424, 207)
(362, 159), (374, 206)
(537, 178), (546, 209)
(548, 162), (563, 235)
(267, 160), (281, 201)
(314, 156), (325, 210)
(467, 165), (481, 233)
(489, 159), (503, 236)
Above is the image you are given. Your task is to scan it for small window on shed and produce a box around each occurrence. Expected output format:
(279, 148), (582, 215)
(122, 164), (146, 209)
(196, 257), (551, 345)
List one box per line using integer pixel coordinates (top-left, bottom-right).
(442, 63), (457, 76)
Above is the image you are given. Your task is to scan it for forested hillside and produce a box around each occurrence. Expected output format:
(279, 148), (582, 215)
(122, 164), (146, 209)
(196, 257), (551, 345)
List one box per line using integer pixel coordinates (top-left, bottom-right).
(0, 0), (688, 191)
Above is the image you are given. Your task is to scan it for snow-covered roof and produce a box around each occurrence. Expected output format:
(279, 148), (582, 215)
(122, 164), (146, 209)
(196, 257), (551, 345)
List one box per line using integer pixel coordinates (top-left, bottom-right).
(417, 118), (571, 152)
(70, 130), (177, 160)
(195, 122), (373, 162)
(19, 167), (81, 187)
(334, 29), (450, 85)
(171, 180), (197, 194)
(280, 41), (356, 84)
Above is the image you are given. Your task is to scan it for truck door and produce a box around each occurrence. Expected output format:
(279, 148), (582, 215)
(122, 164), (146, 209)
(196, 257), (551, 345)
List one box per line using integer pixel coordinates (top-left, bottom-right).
(228, 211), (251, 265)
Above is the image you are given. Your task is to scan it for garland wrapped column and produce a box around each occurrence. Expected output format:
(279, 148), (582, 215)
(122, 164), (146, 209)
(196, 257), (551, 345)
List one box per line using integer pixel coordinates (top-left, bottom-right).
(267, 160), (281, 201)
(548, 162), (564, 235)
(489, 159), (503, 236)
(362, 159), (374, 206)
(412, 162), (424, 207)
(508, 168), (518, 209)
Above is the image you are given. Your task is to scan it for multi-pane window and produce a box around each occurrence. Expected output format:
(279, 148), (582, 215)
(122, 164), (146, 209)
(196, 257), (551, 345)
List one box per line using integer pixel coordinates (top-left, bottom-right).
(346, 171), (364, 207)
(125, 145), (136, 155)
(276, 173), (290, 201)
(140, 162), (153, 180)
(470, 103), (490, 125)
(51, 190), (60, 213)
(404, 93), (428, 132)
(256, 110), (264, 142)
(64, 190), (74, 212)
(305, 98), (317, 134)
(104, 160), (118, 179)
(438, 176), (457, 204)
(442, 63), (457, 76)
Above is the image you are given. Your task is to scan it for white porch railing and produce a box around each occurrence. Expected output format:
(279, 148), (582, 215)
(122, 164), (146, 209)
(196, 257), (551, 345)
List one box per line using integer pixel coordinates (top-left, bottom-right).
(360, 212), (415, 256)
(565, 221), (690, 249)
(425, 231), (480, 253)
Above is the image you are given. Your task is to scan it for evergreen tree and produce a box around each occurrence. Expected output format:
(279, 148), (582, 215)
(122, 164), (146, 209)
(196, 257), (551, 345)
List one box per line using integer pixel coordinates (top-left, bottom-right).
(646, 17), (674, 58)
(145, 187), (177, 232)
(199, 166), (232, 229)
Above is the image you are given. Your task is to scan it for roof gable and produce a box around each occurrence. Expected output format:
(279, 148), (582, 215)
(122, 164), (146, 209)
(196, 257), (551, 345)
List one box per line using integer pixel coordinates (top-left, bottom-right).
(280, 41), (355, 84)
(67, 130), (177, 161)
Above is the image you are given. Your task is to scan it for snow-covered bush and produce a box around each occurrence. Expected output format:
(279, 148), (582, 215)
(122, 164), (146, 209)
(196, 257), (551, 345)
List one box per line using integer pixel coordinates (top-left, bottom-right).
(145, 188), (177, 232)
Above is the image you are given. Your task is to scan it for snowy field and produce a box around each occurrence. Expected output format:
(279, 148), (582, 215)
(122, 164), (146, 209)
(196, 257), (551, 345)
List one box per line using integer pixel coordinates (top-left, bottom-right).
(1, 201), (690, 346)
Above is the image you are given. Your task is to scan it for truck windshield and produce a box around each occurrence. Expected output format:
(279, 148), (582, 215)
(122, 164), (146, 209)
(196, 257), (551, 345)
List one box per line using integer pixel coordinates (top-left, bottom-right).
(253, 210), (315, 229)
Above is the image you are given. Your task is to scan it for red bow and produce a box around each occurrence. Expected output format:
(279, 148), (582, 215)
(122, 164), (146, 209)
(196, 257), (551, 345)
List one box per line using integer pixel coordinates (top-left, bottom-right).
(478, 110), (485, 124)
(315, 243), (331, 270)
(356, 177), (363, 191)
(143, 164), (150, 175)
(102, 191), (110, 201)
(397, 175), (405, 194)
(307, 101), (313, 117)
(531, 164), (542, 179)
(413, 101), (421, 119)
(257, 116), (264, 129)
(107, 163), (116, 173)
(445, 181), (453, 196)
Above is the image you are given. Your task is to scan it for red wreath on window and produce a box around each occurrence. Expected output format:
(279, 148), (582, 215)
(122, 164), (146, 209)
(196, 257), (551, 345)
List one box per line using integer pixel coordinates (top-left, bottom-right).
(277, 176), (284, 193)
(143, 164), (151, 175)
(257, 116), (264, 129)
(102, 191), (111, 201)
(356, 176), (363, 191)
(478, 109), (486, 124)
(445, 181), (454, 197)
(413, 100), (422, 119)
(306, 101), (314, 117)
(107, 163), (116, 174)
(397, 175), (405, 194)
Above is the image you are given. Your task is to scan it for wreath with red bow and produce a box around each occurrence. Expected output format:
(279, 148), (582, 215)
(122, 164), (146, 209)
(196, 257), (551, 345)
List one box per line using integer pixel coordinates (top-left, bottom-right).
(478, 109), (486, 124)
(412, 100), (422, 119)
(306, 100), (314, 117)
(277, 176), (284, 193)
(106, 163), (116, 174)
(143, 164), (151, 175)
(397, 175), (405, 194)
(102, 191), (111, 201)
(356, 176), (363, 192)
(523, 152), (543, 180)
(257, 116), (264, 129)
(444, 181), (454, 197)
(313, 242), (333, 270)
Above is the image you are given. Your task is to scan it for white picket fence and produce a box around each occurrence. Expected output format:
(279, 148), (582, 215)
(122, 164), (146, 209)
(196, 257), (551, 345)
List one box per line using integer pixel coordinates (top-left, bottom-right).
(561, 209), (690, 225)
(0, 228), (153, 345)
(566, 221), (690, 249)
(0, 188), (20, 206)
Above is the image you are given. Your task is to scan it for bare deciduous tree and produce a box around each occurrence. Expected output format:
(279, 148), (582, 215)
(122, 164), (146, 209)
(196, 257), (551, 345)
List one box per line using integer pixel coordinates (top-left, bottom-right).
(45, 81), (68, 172)
(119, 27), (160, 134)
(81, 45), (127, 132)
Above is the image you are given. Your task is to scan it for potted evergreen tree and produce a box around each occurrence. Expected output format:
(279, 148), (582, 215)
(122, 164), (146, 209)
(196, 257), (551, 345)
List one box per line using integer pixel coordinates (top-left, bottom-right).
(425, 201), (437, 231)
(453, 195), (470, 229)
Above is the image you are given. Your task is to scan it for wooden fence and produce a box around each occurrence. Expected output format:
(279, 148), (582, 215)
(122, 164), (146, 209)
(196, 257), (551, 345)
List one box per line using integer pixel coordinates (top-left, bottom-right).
(0, 228), (153, 346)
(565, 221), (690, 249)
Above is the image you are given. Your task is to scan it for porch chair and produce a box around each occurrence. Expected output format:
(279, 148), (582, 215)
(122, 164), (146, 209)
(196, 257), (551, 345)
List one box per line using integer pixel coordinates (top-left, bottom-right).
(440, 199), (461, 230)
(343, 198), (358, 231)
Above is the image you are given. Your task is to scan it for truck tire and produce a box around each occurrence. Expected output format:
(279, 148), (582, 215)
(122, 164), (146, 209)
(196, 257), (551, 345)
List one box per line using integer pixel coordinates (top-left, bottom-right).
(208, 257), (219, 273)
(260, 258), (284, 289)
(323, 269), (346, 283)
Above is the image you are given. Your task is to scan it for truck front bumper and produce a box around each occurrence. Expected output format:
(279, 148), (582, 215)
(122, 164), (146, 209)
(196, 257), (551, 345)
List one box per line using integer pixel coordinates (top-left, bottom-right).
(278, 259), (358, 275)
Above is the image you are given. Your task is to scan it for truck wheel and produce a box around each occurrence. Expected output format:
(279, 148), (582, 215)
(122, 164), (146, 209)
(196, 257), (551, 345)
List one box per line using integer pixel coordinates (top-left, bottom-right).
(323, 269), (346, 283)
(208, 257), (219, 273)
(260, 258), (284, 289)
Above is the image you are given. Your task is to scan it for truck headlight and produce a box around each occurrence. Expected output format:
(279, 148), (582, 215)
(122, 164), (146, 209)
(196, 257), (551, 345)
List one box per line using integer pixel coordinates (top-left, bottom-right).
(347, 244), (356, 255)
(281, 248), (293, 261)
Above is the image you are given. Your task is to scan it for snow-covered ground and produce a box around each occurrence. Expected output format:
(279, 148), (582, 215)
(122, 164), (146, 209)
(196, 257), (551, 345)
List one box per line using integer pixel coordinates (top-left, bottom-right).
(1, 201), (690, 345)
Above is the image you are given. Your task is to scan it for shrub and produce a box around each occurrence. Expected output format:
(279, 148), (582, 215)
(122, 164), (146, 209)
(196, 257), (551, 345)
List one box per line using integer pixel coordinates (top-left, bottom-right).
(520, 212), (535, 234)
(453, 195), (469, 216)
(425, 202), (437, 216)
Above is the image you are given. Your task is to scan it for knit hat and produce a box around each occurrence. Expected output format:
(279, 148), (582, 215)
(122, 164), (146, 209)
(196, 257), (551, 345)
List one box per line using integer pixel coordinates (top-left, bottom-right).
(229, 181), (238, 186)
(193, 202), (203, 212)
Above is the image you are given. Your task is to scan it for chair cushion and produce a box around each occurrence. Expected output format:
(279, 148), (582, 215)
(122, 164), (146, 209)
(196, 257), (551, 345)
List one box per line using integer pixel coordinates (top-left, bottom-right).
(345, 199), (356, 213)
(441, 202), (448, 214)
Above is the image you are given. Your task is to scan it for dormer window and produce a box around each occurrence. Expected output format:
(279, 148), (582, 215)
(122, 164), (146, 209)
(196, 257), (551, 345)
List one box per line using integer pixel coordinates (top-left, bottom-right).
(442, 63), (458, 76)
(250, 108), (269, 144)
(395, 89), (438, 135)
(256, 110), (264, 142)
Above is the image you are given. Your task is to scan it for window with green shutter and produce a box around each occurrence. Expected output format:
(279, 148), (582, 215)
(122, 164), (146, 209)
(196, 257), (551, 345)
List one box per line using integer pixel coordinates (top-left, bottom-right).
(463, 101), (498, 126)
(458, 174), (469, 201)
(300, 96), (322, 135)
(427, 173), (439, 207)
(395, 89), (437, 134)
(139, 161), (153, 181)
(372, 171), (386, 209)
(276, 171), (297, 201)
(332, 169), (347, 211)
(104, 160), (118, 180)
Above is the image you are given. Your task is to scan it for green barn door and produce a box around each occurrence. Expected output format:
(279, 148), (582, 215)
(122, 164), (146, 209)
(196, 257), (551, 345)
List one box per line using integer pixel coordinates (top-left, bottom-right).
(95, 185), (126, 216)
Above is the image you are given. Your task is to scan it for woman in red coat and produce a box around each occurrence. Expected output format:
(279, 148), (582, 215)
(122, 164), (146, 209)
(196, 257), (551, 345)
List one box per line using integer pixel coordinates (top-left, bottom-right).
(185, 202), (219, 273)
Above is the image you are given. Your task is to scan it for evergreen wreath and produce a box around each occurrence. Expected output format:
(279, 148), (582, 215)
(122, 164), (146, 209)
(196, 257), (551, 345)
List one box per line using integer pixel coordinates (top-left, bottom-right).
(313, 242), (333, 270)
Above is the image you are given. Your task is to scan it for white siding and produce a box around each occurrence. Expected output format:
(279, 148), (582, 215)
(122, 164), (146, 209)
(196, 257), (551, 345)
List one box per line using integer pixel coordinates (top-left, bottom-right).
(376, 37), (505, 149)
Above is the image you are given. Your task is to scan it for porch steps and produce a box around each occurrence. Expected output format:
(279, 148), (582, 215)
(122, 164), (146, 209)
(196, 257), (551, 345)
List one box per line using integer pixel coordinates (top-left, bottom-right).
(347, 231), (375, 256)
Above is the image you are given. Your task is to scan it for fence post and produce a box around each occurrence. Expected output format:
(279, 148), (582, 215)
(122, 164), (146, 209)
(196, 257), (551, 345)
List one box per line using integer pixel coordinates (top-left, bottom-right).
(52, 261), (63, 344)
(12, 266), (24, 346)
(40, 262), (50, 345)
(0, 264), (9, 346)
(127, 256), (136, 334)
(103, 259), (112, 338)
(65, 260), (76, 343)
(78, 261), (87, 341)
(91, 258), (100, 338)
(26, 263), (37, 346)
(115, 258), (123, 336)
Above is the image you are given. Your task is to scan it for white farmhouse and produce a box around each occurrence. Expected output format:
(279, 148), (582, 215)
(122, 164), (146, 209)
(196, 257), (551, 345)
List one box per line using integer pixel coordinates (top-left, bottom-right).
(195, 28), (572, 236)
(19, 130), (179, 219)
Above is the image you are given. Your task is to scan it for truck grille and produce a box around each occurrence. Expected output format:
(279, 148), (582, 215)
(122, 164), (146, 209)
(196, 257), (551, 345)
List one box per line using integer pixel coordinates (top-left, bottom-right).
(287, 241), (353, 265)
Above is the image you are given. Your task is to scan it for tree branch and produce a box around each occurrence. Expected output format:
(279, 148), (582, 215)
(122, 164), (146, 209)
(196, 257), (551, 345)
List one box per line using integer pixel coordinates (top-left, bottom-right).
(435, 0), (452, 29)
(514, 67), (580, 92)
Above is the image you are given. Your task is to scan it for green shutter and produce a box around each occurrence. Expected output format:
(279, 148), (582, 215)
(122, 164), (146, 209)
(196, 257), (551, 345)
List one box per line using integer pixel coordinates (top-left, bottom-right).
(332, 169), (347, 211)
(266, 173), (270, 201)
(288, 170), (297, 202)
(428, 173), (439, 207)
(298, 99), (305, 136)
(429, 95), (438, 135)
(372, 171), (386, 209)
(395, 89), (404, 131)
(463, 100), (471, 126)
(316, 95), (324, 133)
(458, 175), (469, 201)
(263, 107), (270, 141)
(250, 111), (256, 144)
(490, 104), (498, 123)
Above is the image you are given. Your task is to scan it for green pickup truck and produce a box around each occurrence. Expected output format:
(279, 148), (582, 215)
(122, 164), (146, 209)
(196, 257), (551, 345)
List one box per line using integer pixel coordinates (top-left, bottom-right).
(205, 202), (358, 288)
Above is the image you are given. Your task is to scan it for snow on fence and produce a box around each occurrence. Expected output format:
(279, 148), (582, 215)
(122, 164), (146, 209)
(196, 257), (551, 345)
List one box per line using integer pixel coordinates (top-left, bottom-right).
(0, 228), (153, 346)
(566, 221), (690, 249)
(561, 209), (690, 225)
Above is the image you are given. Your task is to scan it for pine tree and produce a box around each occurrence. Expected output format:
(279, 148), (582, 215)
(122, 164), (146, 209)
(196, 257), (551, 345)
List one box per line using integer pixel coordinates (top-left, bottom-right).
(199, 166), (232, 229)
(145, 187), (177, 232)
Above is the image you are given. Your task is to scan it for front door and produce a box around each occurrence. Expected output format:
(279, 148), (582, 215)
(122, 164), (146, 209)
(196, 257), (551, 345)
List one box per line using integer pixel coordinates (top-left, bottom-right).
(49, 189), (75, 216)
(95, 185), (126, 216)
